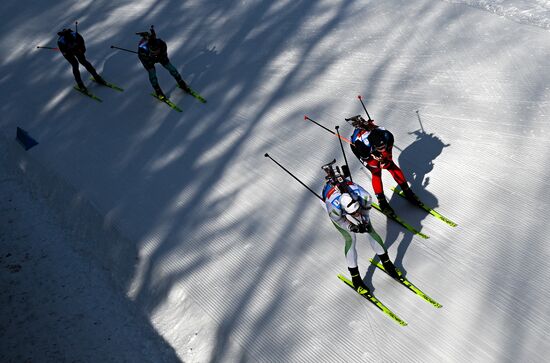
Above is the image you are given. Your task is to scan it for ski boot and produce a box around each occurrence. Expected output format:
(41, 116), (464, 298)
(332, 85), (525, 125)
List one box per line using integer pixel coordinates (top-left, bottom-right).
(378, 253), (401, 279)
(376, 194), (395, 216)
(177, 79), (191, 93)
(76, 82), (88, 93)
(94, 75), (108, 86)
(349, 266), (370, 295)
(399, 184), (423, 206)
(154, 86), (166, 100)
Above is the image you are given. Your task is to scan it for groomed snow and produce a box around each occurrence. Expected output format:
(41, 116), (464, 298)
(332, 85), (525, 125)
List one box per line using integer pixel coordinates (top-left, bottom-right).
(2, 0), (550, 362)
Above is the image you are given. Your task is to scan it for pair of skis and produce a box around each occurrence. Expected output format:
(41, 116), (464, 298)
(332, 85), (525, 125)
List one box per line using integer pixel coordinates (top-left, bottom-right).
(374, 188), (457, 239)
(151, 85), (207, 112)
(390, 186), (457, 227)
(73, 80), (207, 113)
(73, 78), (124, 102)
(339, 259), (442, 326)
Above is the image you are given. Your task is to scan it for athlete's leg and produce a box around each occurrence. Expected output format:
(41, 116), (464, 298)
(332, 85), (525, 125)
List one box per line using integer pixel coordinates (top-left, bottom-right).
(63, 53), (84, 88)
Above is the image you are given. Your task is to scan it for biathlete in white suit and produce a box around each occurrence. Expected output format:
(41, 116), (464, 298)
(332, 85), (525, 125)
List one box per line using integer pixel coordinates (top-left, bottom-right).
(321, 161), (400, 295)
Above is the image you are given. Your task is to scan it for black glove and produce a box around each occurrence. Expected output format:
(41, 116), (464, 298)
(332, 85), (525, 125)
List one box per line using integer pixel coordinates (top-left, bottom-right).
(349, 223), (367, 233)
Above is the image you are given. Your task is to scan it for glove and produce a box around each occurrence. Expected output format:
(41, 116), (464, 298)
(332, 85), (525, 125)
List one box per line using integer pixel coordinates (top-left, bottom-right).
(349, 223), (367, 233)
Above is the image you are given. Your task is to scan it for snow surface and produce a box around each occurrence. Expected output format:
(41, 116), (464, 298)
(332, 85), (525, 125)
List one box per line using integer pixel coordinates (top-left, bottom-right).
(2, 0), (550, 362)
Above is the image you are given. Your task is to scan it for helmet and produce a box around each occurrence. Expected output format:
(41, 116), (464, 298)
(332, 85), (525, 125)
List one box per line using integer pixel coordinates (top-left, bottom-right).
(368, 129), (386, 150)
(149, 38), (161, 55)
(57, 28), (73, 37)
(340, 193), (359, 214)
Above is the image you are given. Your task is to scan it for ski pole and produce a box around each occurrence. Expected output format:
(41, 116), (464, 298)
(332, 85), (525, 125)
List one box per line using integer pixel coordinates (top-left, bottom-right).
(304, 115), (352, 144)
(110, 45), (138, 54)
(75, 20), (79, 34)
(335, 126), (352, 182)
(416, 110), (425, 133)
(264, 153), (323, 200)
(357, 95), (372, 121)
(36, 46), (59, 51)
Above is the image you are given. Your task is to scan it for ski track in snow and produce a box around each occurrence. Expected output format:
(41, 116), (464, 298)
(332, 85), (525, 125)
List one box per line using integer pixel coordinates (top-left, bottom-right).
(2, 0), (550, 362)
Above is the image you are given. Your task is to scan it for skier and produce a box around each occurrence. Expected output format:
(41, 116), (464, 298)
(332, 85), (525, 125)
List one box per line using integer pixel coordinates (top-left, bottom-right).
(136, 26), (191, 100)
(321, 160), (400, 295)
(346, 115), (421, 215)
(57, 28), (106, 92)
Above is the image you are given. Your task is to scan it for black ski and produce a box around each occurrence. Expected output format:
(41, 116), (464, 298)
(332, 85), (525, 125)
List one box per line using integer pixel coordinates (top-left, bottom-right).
(178, 85), (207, 103)
(90, 78), (124, 92)
(151, 93), (182, 112)
(73, 86), (102, 102)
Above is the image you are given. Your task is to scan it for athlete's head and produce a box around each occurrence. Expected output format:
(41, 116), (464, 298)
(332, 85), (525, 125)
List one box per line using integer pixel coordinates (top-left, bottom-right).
(149, 38), (161, 55)
(369, 129), (387, 151)
(340, 193), (360, 214)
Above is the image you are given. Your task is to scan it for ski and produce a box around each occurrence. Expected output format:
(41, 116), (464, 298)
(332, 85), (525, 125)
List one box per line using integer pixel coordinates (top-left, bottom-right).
(178, 85), (207, 103)
(390, 187), (457, 227)
(151, 93), (183, 112)
(369, 259), (442, 308)
(73, 86), (102, 102)
(371, 202), (429, 239)
(90, 78), (124, 92)
(338, 274), (407, 326)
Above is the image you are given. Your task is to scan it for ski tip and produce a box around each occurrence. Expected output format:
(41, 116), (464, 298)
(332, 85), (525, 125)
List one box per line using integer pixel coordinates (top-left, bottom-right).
(337, 274), (350, 283)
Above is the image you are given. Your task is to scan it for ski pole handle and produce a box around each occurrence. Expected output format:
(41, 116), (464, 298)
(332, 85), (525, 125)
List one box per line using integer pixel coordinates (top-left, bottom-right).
(110, 45), (138, 54)
(357, 95), (372, 121)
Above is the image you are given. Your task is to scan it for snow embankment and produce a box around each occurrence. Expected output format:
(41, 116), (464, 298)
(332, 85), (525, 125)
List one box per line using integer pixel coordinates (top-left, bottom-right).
(0, 136), (180, 363)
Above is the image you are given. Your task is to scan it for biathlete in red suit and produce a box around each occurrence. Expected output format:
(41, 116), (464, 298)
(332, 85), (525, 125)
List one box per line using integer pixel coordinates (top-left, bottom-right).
(347, 115), (421, 215)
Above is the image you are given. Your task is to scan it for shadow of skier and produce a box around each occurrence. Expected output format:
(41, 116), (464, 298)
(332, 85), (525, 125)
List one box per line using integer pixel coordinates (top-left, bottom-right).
(365, 118), (450, 286)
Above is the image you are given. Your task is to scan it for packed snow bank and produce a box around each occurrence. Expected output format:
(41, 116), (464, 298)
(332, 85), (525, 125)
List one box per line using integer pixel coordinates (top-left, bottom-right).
(1, 135), (137, 288)
(445, 0), (550, 29)
(0, 137), (180, 362)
